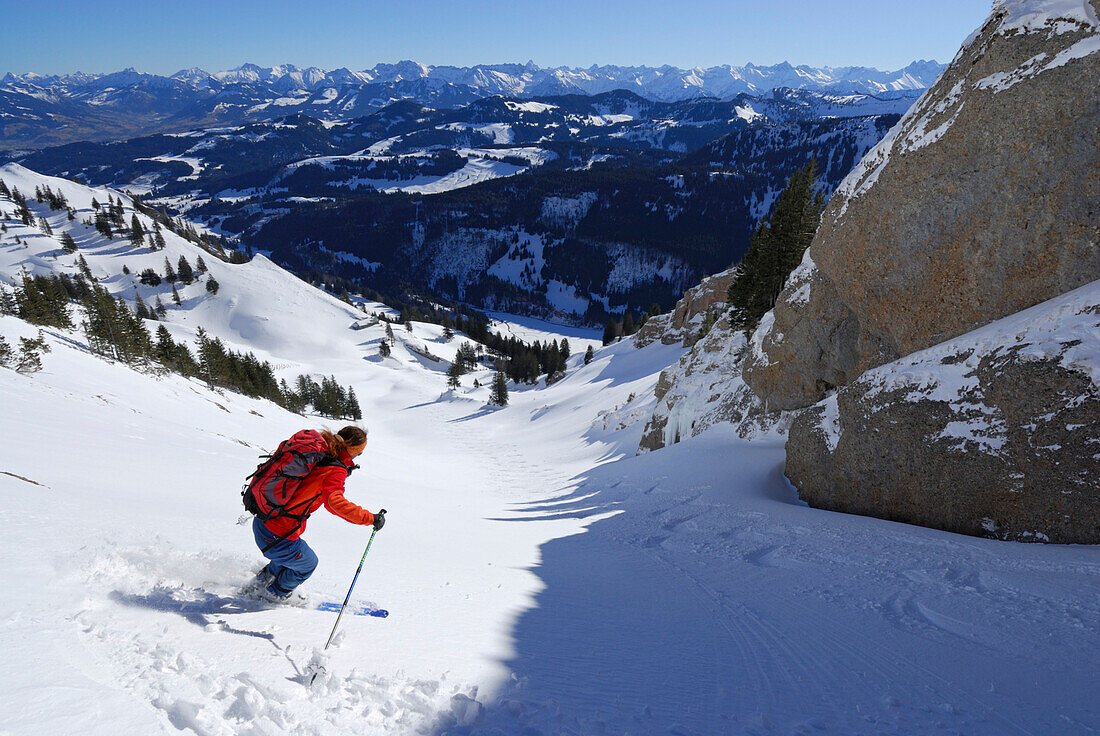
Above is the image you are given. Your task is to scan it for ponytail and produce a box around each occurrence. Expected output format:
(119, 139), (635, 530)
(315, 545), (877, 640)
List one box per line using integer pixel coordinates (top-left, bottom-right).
(321, 425), (367, 457)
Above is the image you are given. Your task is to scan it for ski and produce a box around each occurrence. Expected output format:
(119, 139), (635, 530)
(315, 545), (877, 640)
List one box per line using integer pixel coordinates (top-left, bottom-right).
(315, 601), (389, 618)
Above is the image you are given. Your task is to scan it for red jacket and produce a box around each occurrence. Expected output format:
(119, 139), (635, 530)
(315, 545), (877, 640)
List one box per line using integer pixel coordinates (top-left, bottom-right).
(261, 447), (374, 540)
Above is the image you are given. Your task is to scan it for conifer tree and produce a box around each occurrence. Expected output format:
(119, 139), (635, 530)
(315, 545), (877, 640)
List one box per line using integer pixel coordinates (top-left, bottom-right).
(109, 198), (125, 229)
(295, 375), (319, 407)
(442, 325), (454, 342)
(164, 257), (177, 283)
(177, 255), (194, 284)
(15, 273), (73, 329)
(602, 319), (618, 346)
(16, 332), (50, 373)
(171, 284), (181, 305)
(379, 339), (391, 357)
(584, 344), (594, 365)
(154, 324), (176, 365)
(0, 288), (16, 316)
(345, 387), (362, 420)
(134, 292), (151, 320)
(385, 323), (394, 340)
(94, 210), (113, 238)
(153, 222), (166, 250)
(279, 379), (306, 414)
(11, 188), (33, 226)
(560, 338), (571, 360)
(90, 197), (100, 210)
(456, 342), (477, 371)
(489, 371), (509, 406)
(60, 232), (78, 254)
(447, 359), (464, 389)
(206, 276), (219, 295)
(154, 296), (167, 318)
(728, 157), (826, 332)
(38, 217), (52, 236)
(0, 335), (13, 367)
(195, 255), (207, 275)
(77, 255), (94, 281)
(129, 215), (145, 247)
(195, 328), (227, 384)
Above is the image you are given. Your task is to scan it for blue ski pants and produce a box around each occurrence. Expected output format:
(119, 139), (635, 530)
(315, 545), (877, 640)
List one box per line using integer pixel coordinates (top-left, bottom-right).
(253, 518), (318, 593)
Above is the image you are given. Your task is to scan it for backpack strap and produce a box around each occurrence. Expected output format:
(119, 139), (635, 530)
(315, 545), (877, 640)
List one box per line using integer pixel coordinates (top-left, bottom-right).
(316, 455), (358, 476)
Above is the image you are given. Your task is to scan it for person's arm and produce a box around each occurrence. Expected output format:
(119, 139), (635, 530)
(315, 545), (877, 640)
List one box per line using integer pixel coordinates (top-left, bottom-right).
(319, 467), (375, 526)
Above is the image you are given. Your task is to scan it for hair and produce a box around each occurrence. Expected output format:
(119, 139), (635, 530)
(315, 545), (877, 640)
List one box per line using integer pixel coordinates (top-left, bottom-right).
(321, 425), (368, 456)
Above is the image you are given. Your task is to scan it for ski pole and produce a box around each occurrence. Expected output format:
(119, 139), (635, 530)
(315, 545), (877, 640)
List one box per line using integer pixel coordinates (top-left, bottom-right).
(319, 510), (387, 646)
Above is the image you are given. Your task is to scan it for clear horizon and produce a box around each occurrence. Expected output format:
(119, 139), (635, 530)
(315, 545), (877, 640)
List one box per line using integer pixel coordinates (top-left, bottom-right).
(1, 0), (991, 78)
(6, 58), (948, 80)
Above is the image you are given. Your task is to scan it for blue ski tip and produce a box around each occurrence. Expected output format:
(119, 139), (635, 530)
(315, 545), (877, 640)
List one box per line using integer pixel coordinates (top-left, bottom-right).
(316, 601), (389, 617)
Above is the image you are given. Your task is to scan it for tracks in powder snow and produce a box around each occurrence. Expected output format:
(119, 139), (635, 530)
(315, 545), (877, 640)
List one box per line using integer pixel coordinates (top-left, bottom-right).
(51, 390), (1098, 736)
(632, 485), (1057, 736)
(62, 396), (586, 736)
(69, 545), (476, 735)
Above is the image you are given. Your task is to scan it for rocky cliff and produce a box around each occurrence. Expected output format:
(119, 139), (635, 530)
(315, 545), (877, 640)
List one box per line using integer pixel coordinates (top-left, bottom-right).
(743, 0), (1100, 411)
(786, 280), (1100, 543)
(634, 267), (738, 349)
(641, 0), (1100, 543)
(762, 0), (1100, 543)
(637, 269), (787, 452)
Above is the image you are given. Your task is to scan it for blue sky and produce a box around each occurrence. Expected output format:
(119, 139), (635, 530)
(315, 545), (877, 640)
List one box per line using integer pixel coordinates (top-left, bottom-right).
(1, 0), (993, 76)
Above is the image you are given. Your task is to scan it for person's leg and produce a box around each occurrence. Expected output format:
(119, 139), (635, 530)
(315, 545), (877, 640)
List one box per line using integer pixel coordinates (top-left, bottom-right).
(252, 519), (318, 595)
(267, 538), (318, 594)
(253, 518), (287, 581)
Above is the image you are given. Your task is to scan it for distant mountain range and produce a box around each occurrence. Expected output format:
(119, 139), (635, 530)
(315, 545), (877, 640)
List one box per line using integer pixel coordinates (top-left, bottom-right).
(4, 85), (905, 322)
(0, 60), (944, 150)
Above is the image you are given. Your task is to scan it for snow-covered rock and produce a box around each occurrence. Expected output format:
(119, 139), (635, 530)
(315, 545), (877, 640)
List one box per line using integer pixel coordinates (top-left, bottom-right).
(786, 278), (1100, 543)
(637, 313), (789, 452)
(634, 266), (738, 349)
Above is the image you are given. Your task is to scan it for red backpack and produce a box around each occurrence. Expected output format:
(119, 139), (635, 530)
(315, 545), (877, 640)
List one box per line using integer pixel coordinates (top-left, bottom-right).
(242, 430), (347, 522)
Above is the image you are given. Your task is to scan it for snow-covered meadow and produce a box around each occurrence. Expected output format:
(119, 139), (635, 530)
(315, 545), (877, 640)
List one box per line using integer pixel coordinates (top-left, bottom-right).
(1, 164), (1097, 735)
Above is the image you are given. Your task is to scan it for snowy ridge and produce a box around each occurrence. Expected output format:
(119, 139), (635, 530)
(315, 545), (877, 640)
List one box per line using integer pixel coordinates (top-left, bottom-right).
(154, 59), (945, 99)
(0, 60), (940, 149)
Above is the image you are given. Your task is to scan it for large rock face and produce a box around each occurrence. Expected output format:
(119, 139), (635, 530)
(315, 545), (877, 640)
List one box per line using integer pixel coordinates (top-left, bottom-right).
(744, 0), (1100, 411)
(787, 280), (1100, 543)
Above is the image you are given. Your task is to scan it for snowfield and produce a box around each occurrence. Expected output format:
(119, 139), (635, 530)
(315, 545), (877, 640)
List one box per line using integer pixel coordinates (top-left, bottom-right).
(1, 164), (1098, 735)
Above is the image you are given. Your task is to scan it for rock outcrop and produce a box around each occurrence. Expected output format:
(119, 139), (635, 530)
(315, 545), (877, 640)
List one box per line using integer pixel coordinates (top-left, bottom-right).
(786, 280), (1100, 543)
(634, 267), (738, 349)
(638, 313), (787, 452)
(744, 0), (1100, 411)
(737, 0), (1100, 543)
(636, 271), (790, 452)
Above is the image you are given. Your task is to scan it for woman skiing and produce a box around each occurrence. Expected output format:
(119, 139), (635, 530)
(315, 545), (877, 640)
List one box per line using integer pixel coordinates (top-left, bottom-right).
(247, 425), (385, 600)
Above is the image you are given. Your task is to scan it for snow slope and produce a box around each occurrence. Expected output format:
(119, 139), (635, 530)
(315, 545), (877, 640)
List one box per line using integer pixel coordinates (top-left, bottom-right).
(1, 165), (1098, 735)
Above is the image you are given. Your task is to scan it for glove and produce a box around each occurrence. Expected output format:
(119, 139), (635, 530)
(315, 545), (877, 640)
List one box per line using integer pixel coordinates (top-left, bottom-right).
(372, 509), (386, 531)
